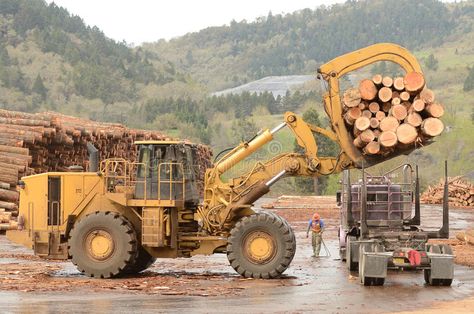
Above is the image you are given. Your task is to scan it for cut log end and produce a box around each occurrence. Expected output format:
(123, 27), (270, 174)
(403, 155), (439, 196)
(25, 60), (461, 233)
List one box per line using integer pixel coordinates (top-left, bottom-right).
(405, 112), (422, 127)
(393, 77), (405, 91)
(421, 118), (444, 137)
(379, 131), (398, 148)
(378, 87), (393, 103)
(382, 76), (393, 88)
(379, 116), (400, 132)
(372, 74), (383, 85)
(420, 87), (435, 104)
(363, 141), (380, 155)
(354, 116), (371, 131)
(396, 123), (418, 145)
(404, 72), (425, 93)
(425, 103), (445, 118)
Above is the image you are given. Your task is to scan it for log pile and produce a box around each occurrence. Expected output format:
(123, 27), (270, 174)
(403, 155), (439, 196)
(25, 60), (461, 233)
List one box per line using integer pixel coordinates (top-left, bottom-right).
(0, 109), (213, 232)
(342, 72), (445, 156)
(421, 176), (474, 207)
(456, 229), (474, 246)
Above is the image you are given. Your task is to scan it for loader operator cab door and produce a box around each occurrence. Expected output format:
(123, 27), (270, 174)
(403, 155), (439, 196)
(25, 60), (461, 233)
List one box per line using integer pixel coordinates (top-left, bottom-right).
(134, 142), (200, 206)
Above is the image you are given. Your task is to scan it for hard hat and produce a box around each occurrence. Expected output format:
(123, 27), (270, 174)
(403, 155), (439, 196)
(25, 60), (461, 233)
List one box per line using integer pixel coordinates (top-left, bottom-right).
(313, 213), (320, 220)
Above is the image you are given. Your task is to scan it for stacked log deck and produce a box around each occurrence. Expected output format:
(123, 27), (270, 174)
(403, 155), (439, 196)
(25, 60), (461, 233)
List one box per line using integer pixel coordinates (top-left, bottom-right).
(421, 176), (474, 208)
(0, 110), (212, 232)
(342, 72), (445, 157)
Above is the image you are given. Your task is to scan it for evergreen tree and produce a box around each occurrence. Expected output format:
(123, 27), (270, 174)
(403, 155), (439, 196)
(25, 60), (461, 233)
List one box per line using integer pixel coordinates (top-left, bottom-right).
(463, 66), (474, 92)
(32, 74), (47, 100)
(424, 54), (439, 71)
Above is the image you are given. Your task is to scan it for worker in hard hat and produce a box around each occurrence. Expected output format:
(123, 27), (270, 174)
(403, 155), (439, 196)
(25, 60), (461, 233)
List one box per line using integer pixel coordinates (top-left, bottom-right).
(306, 212), (325, 257)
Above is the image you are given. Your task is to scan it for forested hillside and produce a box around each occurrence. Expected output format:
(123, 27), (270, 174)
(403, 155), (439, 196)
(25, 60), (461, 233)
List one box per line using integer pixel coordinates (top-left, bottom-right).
(145, 0), (467, 91)
(0, 0), (203, 122)
(1, 0), (474, 192)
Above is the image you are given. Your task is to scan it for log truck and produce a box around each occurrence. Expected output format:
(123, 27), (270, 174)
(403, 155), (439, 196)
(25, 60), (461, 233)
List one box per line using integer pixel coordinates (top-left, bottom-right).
(7, 43), (451, 280)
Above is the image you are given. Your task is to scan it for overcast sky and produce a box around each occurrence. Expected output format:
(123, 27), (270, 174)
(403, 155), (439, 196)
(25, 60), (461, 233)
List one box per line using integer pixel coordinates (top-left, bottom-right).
(46, 0), (346, 45)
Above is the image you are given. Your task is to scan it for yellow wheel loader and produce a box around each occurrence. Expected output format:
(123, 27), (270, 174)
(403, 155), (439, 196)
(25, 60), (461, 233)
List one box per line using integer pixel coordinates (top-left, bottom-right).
(7, 43), (431, 279)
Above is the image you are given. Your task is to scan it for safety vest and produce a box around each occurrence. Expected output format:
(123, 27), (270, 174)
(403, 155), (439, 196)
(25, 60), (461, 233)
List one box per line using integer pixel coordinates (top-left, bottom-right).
(312, 220), (321, 233)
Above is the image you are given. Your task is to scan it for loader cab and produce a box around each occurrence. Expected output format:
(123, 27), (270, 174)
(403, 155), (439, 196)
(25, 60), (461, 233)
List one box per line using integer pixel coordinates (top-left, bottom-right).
(134, 141), (200, 206)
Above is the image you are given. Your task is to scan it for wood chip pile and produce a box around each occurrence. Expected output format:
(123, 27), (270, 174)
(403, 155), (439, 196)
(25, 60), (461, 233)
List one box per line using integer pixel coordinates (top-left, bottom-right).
(343, 72), (445, 156)
(421, 176), (474, 207)
(0, 109), (212, 231)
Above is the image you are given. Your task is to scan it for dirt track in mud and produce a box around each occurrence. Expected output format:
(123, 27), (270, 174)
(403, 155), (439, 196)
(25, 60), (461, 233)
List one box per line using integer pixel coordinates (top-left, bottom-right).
(0, 198), (473, 313)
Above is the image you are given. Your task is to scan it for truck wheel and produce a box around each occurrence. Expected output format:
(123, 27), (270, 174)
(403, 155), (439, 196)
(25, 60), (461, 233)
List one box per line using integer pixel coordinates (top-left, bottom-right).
(125, 246), (157, 274)
(346, 237), (358, 271)
(227, 212), (296, 279)
(69, 211), (138, 278)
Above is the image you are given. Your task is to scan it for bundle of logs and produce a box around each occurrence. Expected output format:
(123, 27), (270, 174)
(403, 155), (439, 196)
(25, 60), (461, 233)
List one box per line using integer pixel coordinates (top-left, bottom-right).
(421, 176), (474, 207)
(343, 72), (445, 156)
(456, 229), (474, 246)
(0, 109), (213, 232)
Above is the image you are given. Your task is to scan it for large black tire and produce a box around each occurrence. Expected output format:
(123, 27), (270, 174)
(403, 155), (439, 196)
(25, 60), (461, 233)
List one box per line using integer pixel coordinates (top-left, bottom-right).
(346, 237), (358, 271)
(125, 246), (157, 274)
(227, 212), (296, 279)
(69, 211), (138, 278)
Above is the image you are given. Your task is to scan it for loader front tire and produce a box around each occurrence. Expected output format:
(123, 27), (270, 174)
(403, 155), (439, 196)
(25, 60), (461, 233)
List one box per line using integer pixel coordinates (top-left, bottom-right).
(227, 212), (296, 279)
(69, 211), (138, 278)
(125, 246), (157, 274)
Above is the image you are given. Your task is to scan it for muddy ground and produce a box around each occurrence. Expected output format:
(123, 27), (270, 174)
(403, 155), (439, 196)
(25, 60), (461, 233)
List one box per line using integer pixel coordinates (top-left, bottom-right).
(0, 198), (473, 313)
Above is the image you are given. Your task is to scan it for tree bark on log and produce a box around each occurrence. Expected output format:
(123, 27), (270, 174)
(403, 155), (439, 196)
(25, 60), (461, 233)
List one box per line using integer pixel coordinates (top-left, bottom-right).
(0, 200), (18, 210)
(0, 188), (19, 202)
(343, 88), (362, 108)
(0, 145), (29, 155)
(359, 79), (378, 101)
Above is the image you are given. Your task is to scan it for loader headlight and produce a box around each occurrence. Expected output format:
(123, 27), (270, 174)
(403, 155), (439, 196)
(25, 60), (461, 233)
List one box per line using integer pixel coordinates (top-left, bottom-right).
(18, 180), (25, 189)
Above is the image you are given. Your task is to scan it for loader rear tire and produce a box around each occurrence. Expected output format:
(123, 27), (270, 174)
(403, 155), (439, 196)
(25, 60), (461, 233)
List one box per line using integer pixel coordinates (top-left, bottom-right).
(69, 211), (138, 278)
(227, 212), (296, 279)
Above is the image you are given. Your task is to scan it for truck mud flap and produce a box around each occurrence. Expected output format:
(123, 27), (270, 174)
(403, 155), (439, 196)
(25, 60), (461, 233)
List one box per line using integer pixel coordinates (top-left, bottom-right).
(430, 256), (454, 280)
(360, 253), (389, 279)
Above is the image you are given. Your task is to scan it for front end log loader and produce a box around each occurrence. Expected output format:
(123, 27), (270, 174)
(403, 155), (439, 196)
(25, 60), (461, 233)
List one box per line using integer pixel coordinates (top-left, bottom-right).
(7, 43), (440, 279)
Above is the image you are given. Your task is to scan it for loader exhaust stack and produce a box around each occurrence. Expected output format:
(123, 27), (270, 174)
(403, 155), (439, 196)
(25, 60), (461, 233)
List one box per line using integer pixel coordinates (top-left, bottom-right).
(87, 142), (99, 172)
